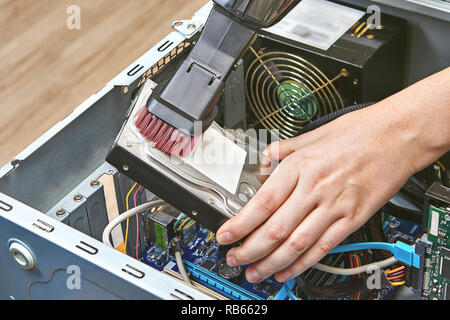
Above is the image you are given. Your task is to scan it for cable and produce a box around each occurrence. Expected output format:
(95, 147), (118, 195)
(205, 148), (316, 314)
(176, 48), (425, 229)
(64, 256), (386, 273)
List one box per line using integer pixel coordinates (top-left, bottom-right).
(390, 281), (406, 286)
(296, 275), (367, 300)
(330, 242), (394, 253)
(102, 199), (165, 248)
(313, 257), (397, 276)
(206, 232), (215, 242)
(386, 265), (405, 275)
(173, 214), (188, 231)
(284, 282), (299, 300)
(175, 251), (191, 284)
(387, 273), (404, 281)
(300, 102), (375, 134)
(182, 220), (196, 231)
(437, 160), (446, 172)
(124, 183), (138, 252)
(134, 185), (142, 259)
(174, 238), (191, 285)
(329, 241), (420, 268)
(177, 217), (192, 231)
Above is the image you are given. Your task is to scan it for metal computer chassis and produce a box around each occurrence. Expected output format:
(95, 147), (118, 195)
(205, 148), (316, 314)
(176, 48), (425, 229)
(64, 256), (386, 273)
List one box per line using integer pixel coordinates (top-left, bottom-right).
(0, 3), (216, 300)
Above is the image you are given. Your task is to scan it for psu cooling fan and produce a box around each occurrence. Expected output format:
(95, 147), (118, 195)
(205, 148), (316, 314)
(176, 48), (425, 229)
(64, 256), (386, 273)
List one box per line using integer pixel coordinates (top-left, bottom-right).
(245, 47), (349, 139)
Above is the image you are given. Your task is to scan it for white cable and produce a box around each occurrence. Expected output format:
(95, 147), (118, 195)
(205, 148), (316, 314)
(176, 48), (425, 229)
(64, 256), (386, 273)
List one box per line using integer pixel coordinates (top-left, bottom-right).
(312, 257), (397, 276)
(102, 200), (165, 248)
(175, 250), (191, 285)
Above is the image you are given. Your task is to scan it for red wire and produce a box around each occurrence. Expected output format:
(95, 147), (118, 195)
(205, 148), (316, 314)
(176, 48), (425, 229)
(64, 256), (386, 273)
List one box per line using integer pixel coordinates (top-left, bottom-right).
(387, 273), (405, 281)
(354, 254), (361, 300)
(349, 255), (355, 300)
(134, 185), (142, 260)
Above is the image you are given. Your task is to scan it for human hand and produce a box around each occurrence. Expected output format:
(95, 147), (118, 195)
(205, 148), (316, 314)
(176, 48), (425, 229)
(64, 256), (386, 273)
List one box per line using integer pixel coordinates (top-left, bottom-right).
(215, 101), (420, 284)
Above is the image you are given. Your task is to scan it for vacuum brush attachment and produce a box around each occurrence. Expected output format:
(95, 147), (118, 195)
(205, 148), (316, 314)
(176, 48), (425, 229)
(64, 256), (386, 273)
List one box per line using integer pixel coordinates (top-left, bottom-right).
(138, 5), (256, 157)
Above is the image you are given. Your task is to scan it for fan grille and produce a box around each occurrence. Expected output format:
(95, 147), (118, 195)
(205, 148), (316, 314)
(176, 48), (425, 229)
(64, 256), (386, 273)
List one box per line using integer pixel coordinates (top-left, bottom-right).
(245, 47), (347, 139)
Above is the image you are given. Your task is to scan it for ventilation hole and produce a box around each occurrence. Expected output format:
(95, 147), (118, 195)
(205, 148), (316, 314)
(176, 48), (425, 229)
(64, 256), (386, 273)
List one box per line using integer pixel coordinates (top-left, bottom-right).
(0, 200), (12, 212)
(158, 40), (174, 52)
(174, 289), (194, 300)
(127, 64), (144, 77)
(75, 241), (98, 255)
(32, 219), (54, 233)
(122, 264), (145, 279)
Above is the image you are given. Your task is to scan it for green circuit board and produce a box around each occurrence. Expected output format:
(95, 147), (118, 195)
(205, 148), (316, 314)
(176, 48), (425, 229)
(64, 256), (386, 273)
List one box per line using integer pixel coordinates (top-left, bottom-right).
(423, 205), (450, 300)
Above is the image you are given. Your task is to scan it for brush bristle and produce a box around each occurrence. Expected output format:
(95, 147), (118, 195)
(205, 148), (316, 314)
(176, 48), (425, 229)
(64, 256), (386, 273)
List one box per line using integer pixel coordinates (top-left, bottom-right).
(135, 107), (200, 157)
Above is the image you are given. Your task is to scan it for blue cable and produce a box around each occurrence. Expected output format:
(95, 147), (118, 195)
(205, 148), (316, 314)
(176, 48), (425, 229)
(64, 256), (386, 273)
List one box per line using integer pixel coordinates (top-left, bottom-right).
(329, 241), (420, 268)
(273, 279), (300, 300)
(284, 282), (300, 300)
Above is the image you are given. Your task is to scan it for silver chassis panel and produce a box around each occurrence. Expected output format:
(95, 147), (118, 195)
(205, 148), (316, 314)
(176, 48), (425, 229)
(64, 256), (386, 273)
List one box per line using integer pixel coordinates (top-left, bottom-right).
(0, 3), (216, 300)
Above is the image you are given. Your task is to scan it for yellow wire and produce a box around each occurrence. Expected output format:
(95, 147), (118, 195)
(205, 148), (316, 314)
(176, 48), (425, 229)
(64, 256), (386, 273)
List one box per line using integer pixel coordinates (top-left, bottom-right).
(177, 217), (191, 231)
(124, 182), (138, 253)
(390, 281), (405, 286)
(182, 220), (196, 231)
(206, 232), (215, 241)
(437, 160), (446, 171)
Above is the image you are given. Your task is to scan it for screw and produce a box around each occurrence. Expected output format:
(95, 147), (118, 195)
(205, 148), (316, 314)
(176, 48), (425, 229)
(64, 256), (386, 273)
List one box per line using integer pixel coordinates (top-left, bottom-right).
(122, 86), (129, 95)
(56, 209), (67, 217)
(192, 210), (198, 216)
(73, 194), (83, 202)
(353, 78), (359, 86)
(341, 68), (349, 77)
(187, 23), (196, 30)
(209, 199), (215, 205)
(126, 141), (133, 148)
(90, 180), (100, 188)
(123, 165), (129, 171)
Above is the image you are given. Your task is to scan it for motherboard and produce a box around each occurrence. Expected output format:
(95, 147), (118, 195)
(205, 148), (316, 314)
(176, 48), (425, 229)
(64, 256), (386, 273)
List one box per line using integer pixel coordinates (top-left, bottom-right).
(141, 225), (283, 300)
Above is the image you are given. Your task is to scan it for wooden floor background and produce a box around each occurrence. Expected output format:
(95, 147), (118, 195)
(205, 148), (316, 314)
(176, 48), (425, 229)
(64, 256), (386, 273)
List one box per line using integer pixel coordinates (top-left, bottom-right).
(0, 0), (206, 165)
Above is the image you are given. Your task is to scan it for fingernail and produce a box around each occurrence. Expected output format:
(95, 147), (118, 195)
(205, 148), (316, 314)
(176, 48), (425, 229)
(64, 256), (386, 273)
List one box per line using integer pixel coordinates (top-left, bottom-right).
(246, 269), (262, 283)
(276, 270), (292, 283)
(216, 231), (233, 244)
(227, 254), (238, 267)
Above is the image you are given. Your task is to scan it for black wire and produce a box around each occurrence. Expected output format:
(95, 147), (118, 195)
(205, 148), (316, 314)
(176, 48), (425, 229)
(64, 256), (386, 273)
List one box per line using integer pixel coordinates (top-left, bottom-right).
(386, 270), (405, 278)
(300, 102), (376, 134)
(296, 274), (367, 300)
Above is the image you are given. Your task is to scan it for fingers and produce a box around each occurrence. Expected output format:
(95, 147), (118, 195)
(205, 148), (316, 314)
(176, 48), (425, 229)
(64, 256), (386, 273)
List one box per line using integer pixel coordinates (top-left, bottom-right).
(264, 139), (297, 161)
(240, 207), (336, 283)
(225, 186), (318, 268)
(216, 159), (299, 245)
(264, 131), (321, 161)
(274, 218), (356, 282)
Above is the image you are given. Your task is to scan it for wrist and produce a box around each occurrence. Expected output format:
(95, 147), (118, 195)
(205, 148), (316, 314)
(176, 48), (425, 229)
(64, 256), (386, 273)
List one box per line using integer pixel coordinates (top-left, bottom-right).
(388, 68), (450, 173)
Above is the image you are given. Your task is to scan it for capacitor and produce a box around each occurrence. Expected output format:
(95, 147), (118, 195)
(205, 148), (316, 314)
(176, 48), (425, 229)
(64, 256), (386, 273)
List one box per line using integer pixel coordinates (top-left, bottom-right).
(206, 247), (215, 257)
(216, 260), (243, 283)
